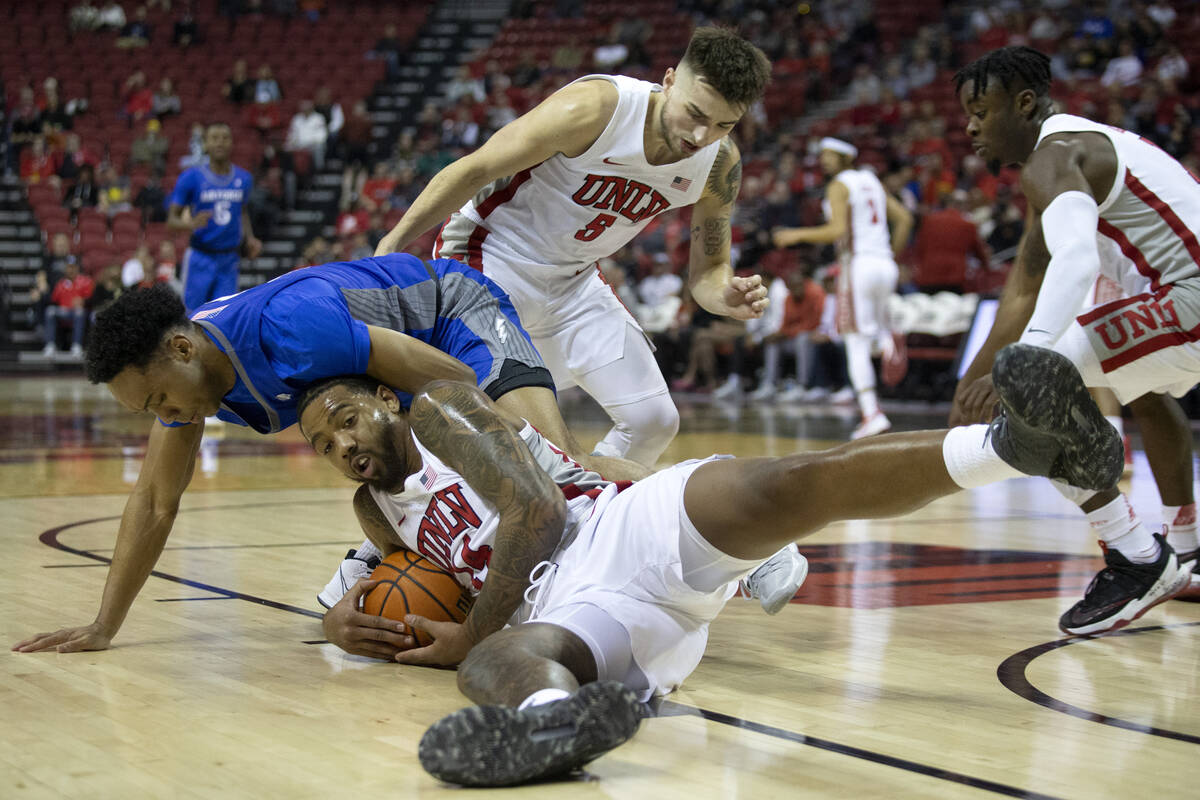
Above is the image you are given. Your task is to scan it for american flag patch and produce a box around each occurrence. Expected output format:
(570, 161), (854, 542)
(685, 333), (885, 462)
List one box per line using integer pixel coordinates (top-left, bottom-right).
(419, 464), (438, 489)
(671, 176), (692, 191)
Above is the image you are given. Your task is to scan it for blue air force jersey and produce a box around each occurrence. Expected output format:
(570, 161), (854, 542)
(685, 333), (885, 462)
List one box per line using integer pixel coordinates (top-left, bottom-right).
(168, 164), (253, 252)
(180, 254), (541, 434)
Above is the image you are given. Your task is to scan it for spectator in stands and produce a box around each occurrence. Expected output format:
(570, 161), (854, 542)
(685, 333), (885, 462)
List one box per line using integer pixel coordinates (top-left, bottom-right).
(152, 77), (182, 119)
(284, 99), (329, 172)
(6, 86), (41, 175)
(441, 105), (480, 152)
(42, 258), (94, 359)
(97, 1), (127, 30)
(172, 3), (199, 47)
(847, 62), (881, 104)
(19, 137), (61, 184)
(357, 161), (396, 213)
(1156, 46), (1189, 84)
(485, 90), (518, 138)
(752, 265), (827, 402)
(345, 231), (372, 260)
(89, 262), (127, 315)
(97, 165), (133, 216)
(313, 86), (344, 152)
(29, 232), (76, 329)
(592, 29), (629, 71)
(445, 66), (485, 105)
(511, 52), (544, 89)
(70, 1), (102, 31)
(907, 43), (937, 91)
(133, 172), (168, 223)
(56, 134), (100, 184)
(1100, 40), (1142, 88)
(121, 244), (153, 287)
(38, 85), (75, 135)
(130, 118), (170, 171)
(64, 163), (99, 214)
(912, 189), (990, 294)
(178, 122), (207, 168)
(116, 4), (152, 48)
(881, 58), (909, 100)
(122, 71), (155, 124)
(154, 241), (183, 296)
(245, 95), (284, 139)
(222, 60), (254, 105)
(371, 24), (403, 80)
(295, 235), (333, 269)
(365, 212), (387, 250)
(481, 60), (511, 96)
(254, 64), (283, 104)
(338, 99), (373, 178)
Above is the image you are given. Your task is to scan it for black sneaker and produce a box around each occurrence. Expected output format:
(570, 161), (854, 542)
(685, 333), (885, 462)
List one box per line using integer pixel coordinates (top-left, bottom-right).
(419, 681), (643, 787)
(1059, 533), (1191, 635)
(990, 343), (1123, 491)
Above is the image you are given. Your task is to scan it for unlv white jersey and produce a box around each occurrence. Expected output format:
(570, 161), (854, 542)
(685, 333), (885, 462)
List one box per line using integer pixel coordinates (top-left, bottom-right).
(1037, 113), (1200, 291)
(435, 74), (721, 274)
(826, 168), (893, 261)
(366, 424), (614, 595)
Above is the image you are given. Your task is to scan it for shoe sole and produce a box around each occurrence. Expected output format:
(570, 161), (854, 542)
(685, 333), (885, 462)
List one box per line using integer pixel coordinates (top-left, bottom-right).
(992, 344), (1123, 490)
(418, 681), (642, 787)
(1059, 557), (1192, 636)
(759, 553), (810, 615)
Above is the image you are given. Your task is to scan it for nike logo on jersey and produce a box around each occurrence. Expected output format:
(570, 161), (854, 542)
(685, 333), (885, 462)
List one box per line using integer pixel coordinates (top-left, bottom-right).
(602, 157), (627, 166)
(494, 315), (509, 344)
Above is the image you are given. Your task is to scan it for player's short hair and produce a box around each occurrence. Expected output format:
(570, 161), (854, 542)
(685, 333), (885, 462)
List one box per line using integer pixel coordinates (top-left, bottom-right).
(85, 285), (188, 383)
(296, 375), (387, 426)
(680, 26), (771, 109)
(954, 46), (1052, 101)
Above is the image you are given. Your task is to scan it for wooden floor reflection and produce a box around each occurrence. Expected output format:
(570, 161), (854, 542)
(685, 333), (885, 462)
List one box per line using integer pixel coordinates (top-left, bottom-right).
(2, 376), (1198, 799)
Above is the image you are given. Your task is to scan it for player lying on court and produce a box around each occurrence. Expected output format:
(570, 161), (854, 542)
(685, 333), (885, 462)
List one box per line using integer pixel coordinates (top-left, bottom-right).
(300, 342), (1123, 787)
(12, 255), (667, 656)
(948, 46), (1198, 634)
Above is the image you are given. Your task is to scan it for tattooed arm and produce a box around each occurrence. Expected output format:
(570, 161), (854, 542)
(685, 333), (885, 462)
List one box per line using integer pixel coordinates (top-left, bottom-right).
(688, 137), (767, 320)
(396, 380), (568, 666)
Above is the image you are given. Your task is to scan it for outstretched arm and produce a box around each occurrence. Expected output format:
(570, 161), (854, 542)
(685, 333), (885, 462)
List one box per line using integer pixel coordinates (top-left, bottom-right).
(13, 419), (204, 652)
(771, 180), (849, 248)
(688, 137), (767, 320)
(395, 380), (567, 666)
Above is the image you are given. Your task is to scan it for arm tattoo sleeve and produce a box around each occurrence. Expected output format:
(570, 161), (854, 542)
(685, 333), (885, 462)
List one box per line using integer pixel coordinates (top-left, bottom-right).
(408, 381), (567, 644)
(700, 217), (730, 257)
(705, 139), (742, 207)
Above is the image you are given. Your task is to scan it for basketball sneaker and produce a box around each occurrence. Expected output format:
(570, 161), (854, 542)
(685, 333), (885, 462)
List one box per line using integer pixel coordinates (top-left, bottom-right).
(988, 344), (1124, 491)
(418, 680), (644, 787)
(316, 544), (382, 609)
(741, 543), (809, 614)
(1058, 533), (1191, 635)
(851, 412), (892, 440)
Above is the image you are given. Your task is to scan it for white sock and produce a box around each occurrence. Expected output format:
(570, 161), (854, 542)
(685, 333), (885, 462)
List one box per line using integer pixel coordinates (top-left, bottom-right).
(1104, 415), (1124, 438)
(517, 687), (571, 710)
(1089, 494), (1160, 563)
(354, 539), (382, 561)
(942, 425), (1026, 489)
(858, 388), (880, 419)
(1163, 503), (1198, 554)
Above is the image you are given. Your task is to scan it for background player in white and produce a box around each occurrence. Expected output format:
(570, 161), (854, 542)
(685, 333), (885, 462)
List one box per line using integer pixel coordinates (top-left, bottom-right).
(771, 138), (913, 439)
(949, 46), (1198, 635)
(300, 345), (1122, 787)
(368, 28), (807, 611)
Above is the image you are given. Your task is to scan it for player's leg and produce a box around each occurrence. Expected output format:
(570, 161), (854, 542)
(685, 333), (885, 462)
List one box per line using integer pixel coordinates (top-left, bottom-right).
(211, 251), (240, 301)
(844, 259), (891, 438)
(181, 249), (215, 313)
(420, 618), (643, 788)
(1128, 393), (1198, 564)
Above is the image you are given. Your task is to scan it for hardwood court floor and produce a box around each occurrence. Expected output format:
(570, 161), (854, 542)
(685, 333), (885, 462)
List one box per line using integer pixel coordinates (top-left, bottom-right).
(2, 376), (1198, 799)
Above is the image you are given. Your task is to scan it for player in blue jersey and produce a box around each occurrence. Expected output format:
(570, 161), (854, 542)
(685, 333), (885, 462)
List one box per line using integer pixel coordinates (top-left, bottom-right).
(167, 122), (263, 312)
(11, 253), (649, 655)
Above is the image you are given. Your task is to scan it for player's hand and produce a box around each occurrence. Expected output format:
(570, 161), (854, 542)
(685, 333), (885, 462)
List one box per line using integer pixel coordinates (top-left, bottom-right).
(321, 579), (413, 659)
(950, 374), (999, 426)
(243, 236), (263, 259)
(722, 274), (769, 320)
(12, 621), (112, 653)
(189, 210), (213, 230)
(772, 227), (800, 249)
(392, 616), (475, 667)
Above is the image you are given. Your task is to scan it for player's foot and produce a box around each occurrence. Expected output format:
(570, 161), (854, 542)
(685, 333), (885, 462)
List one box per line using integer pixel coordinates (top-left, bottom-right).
(418, 681), (644, 787)
(741, 543), (808, 615)
(989, 344), (1123, 491)
(775, 384), (806, 403)
(1121, 433), (1133, 479)
(830, 386), (855, 404)
(748, 383), (776, 402)
(1058, 533), (1190, 635)
(317, 546), (381, 609)
(851, 411), (892, 440)
(712, 376), (741, 400)
(68, 343), (84, 359)
(41, 343), (56, 359)
(1174, 549), (1200, 602)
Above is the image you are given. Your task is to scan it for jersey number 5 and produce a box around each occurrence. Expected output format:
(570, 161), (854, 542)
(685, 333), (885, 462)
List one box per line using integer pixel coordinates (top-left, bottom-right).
(574, 213), (617, 242)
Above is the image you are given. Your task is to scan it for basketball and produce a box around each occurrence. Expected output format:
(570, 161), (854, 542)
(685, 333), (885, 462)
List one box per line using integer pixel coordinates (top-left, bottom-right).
(363, 550), (473, 648)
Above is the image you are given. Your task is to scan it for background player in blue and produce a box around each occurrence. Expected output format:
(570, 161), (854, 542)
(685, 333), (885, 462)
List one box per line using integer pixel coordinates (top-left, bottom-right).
(11, 253), (649, 654)
(167, 122), (263, 312)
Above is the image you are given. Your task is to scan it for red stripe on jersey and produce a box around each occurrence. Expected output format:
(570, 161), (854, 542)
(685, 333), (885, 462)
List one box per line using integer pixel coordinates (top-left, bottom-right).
(1097, 218), (1159, 292)
(465, 225), (489, 271)
(561, 479), (633, 501)
(476, 166), (536, 219)
(1098, 319), (1200, 373)
(1124, 171), (1200, 278)
(432, 216), (451, 258)
(1076, 291), (1149, 325)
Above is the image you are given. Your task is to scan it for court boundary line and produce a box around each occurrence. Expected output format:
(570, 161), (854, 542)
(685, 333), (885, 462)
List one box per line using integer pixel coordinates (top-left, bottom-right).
(997, 623), (1200, 745)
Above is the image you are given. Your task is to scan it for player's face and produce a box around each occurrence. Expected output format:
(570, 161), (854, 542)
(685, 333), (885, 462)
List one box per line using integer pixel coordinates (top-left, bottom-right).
(818, 149), (848, 176)
(959, 79), (1037, 173)
(204, 126), (233, 162)
(108, 340), (221, 425)
(658, 66), (744, 159)
(300, 386), (416, 493)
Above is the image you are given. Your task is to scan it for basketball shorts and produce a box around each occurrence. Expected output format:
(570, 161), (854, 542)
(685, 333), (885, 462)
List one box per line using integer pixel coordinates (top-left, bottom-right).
(181, 247), (240, 313)
(523, 456), (764, 701)
(341, 259), (555, 401)
(1063, 276), (1200, 404)
(837, 254), (898, 338)
(437, 227), (659, 401)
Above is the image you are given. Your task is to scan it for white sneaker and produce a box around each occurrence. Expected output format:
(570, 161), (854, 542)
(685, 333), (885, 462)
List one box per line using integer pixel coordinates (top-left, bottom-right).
(748, 383), (776, 401)
(830, 386), (856, 404)
(741, 544), (809, 614)
(713, 377), (741, 400)
(776, 385), (808, 403)
(68, 343), (84, 359)
(803, 386), (831, 402)
(851, 412), (892, 440)
(317, 541), (383, 609)
(41, 343), (56, 359)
